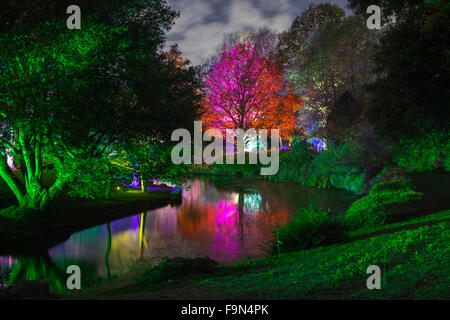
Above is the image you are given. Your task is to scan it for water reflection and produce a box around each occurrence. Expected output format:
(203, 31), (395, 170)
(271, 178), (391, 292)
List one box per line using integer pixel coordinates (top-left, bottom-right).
(0, 178), (355, 289)
(7, 253), (66, 291)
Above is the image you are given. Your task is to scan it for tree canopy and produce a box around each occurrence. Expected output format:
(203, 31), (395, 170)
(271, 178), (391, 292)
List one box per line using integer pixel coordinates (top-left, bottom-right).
(0, 0), (199, 215)
(279, 4), (375, 136)
(200, 42), (301, 141)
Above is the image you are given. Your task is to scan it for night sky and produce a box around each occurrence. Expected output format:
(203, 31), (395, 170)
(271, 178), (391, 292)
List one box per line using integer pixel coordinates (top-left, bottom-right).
(166, 0), (350, 65)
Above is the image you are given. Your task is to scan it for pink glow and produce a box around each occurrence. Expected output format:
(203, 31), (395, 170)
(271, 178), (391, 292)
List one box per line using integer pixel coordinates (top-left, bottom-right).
(201, 42), (287, 133)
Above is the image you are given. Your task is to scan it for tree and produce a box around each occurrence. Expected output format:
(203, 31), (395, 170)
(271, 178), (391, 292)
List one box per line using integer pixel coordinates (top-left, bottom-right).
(349, 0), (450, 138)
(0, 0), (180, 216)
(0, 21), (123, 214)
(131, 44), (202, 142)
(278, 4), (375, 135)
(278, 3), (345, 64)
(204, 27), (281, 86)
(220, 27), (279, 61)
(114, 44), (201, 191)
(325, 91), (363, 144)
(200, 42), (301, 142)
(347, 0), (423, 24)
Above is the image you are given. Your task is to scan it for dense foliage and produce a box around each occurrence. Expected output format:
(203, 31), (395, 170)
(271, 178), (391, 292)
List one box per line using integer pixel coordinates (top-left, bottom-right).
(349, 0), (450, 140)
(200, 42), (301, 140)
(274, 203), (348, 253)
(279, 4), (375, 134)
(345, 180), (423, 230)
(0, 1), (200, 215)
(271, 141), (371, 195)
(393, 123), (450, 172)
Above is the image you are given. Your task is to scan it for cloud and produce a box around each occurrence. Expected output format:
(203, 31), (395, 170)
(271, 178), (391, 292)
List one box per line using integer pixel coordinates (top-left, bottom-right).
(165, 0), (349, 65)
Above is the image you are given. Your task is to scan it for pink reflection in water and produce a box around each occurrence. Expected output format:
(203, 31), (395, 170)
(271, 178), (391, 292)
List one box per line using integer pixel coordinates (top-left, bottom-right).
(43, 179), (289, 276)
(0, 256), (14, 269)
(0, 178), (356, 282)
(3, 178), (356, 280)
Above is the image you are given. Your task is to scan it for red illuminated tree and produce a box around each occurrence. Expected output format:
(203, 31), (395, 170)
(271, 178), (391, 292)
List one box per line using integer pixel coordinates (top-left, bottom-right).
(200, 42), (301, 140)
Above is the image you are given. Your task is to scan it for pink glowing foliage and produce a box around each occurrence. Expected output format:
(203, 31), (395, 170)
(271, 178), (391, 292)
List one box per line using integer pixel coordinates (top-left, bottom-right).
(200, 42), (301, 139)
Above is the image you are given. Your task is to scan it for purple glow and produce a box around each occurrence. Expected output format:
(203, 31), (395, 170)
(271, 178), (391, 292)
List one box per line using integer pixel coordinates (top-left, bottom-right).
(129, 215), (140, 235)
(128, 174), (140, 188)
(307, 137), (324, 152)
(122, 183), (177, 192)
(122, 174), (177, 192)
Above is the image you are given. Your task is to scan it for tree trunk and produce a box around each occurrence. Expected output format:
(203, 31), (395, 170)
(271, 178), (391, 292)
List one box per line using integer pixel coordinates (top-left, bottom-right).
(20, 187), (50, 211)
(0, 153), (69, 218)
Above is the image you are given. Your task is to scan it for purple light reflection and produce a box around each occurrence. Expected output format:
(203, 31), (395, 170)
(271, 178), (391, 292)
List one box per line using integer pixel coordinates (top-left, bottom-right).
(5, 178), (354, 280)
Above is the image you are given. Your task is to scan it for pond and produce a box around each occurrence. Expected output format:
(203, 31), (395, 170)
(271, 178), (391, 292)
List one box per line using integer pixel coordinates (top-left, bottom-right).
(0, 177), (356, 289)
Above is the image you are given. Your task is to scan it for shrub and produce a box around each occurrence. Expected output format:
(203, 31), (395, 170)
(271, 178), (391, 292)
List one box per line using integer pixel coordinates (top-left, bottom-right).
(67, 158), (119, 200)
(393, 124), (450, 172)
(273, 204), (348, 253)
(369, 179), (410, 195)
(138, 257), (218, 284)
(304, 147), (335, 187)
(345, 180), (423, 230)
(304, 143), (368, 194)
(329, 166), (366, 194)
(269, 141), (314, 183)
(270, 141), (380, 195)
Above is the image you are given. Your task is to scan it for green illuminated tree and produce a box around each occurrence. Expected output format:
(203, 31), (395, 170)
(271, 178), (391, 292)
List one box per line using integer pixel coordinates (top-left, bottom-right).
(0, 0), (184, 216)
(0, 20), (125, 214)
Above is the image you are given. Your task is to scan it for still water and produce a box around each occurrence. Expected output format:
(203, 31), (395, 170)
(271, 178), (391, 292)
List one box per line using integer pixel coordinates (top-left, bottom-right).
(0, 177), (355, 289)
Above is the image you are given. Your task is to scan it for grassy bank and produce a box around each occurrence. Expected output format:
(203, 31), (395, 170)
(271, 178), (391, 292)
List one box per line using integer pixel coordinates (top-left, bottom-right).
(59, 209), (450, 300)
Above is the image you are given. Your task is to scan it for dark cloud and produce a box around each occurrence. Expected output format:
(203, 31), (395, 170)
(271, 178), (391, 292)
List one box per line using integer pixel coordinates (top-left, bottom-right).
(166, 0), (350, 65)
(201, 0), (231, 25)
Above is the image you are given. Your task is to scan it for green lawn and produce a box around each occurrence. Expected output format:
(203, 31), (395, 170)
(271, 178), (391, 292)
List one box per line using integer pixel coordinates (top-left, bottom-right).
(172, 211), (449, 300)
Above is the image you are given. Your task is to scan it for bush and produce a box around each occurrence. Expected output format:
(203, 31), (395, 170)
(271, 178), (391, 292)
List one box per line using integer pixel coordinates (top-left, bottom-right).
(369, 179), (410, 195)
(66, 157), (120, 200)
(304, 143), (368, 194)
(269, 141), (314, 183)
(138, 257), (218, 284)
(271, 141), (382, 195)
(270, 141), (367, 193)
(345, 180), (423, 230)
(329, 166), (366, 194)
(393, 124), (450, 172)
(274, 204), (348, 253)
